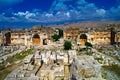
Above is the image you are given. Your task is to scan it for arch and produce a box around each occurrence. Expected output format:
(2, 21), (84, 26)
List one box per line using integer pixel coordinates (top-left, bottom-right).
(33, 34), (40, 45)
(79, 34), (87, 45)
(5, 32), (11, 44)
(80, 34), (87, 39)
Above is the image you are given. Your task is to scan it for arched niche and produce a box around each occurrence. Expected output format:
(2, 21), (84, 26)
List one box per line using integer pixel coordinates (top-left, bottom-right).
(79, 34), (87, 45)
(33, 34), (40, 45)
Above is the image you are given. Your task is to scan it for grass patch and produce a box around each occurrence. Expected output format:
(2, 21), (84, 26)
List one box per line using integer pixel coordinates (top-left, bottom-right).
(94, 57), (103, 61)
(0, 64), (5, 70)
(0, 49), (33, 80)
(0, 62), (23, 80)
(6, 56), (15, 63)
(14, 49), (33, 60)
(103, 65), (120, 76)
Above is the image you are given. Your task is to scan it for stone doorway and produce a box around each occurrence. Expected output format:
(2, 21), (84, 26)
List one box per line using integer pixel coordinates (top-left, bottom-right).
(43, 39), (47, 45)
(33, 34), (40, 45)
(5, 32), (11, 45)
(80, 34), (87, 45)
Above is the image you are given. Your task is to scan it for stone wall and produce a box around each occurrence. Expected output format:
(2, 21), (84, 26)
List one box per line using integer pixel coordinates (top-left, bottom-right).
(94, 31), (110, 44)
(71, 55), (103, 80)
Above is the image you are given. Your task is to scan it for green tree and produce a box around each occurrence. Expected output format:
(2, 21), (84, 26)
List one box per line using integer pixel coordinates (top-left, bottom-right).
(58, 29), (63, 37)
(52, 34), (60, 41)
(56, 28), (63, 38)
(85, 42), (93, 55)
(64, 41), (72, 50)
(85, 42), (93, 48)
(61, 78), (64, 80)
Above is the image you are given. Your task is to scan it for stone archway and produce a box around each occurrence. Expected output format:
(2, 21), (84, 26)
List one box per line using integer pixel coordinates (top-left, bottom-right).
(33, 34), (40, 45)
(5, 32), (11, 44)
(80, 34), (87, 45)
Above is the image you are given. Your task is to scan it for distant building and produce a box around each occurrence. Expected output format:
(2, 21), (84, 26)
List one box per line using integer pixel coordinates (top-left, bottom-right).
(0, 24), (120, 46)
(64, 25), (120, 45)
(0, 26), (55, 47)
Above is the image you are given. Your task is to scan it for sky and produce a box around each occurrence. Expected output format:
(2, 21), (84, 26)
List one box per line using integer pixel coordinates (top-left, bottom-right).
(0, 0), (120, 28)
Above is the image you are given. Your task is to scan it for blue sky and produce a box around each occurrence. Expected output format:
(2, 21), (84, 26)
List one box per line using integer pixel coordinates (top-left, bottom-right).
(0, 0), (120, 28)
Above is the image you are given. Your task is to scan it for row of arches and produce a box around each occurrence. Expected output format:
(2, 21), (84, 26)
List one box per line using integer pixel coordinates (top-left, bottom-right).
(23, 33), (88, 45)
(4, 33), (88, 45)
(3, 32), (88, 46)
(3, 33), (47, 45)
(3, 32), (88, 45)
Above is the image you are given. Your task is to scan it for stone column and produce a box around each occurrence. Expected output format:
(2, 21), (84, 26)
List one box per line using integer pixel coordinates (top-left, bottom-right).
(116, 32), (118, 45)
(24, 35), (27, 46)
(64, 64), (70, 80)
(64, 54), (70, 80)
(40, 35), (43, 46)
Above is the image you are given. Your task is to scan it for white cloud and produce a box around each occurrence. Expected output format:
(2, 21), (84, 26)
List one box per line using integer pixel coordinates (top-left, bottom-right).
(25, 13), (35, 19)
(65, 12), (70, 17)
(14, 11), (36, 19)
(96, 9), (106, 16)
(45, 13), (53, 17)
(13, 11), (37, 22)
(14, 12), (26, 16)
(0, 0), (120, 24)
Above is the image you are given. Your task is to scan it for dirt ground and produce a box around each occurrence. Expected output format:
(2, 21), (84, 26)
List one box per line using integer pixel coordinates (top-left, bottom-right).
(0, 62), (23, 80)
